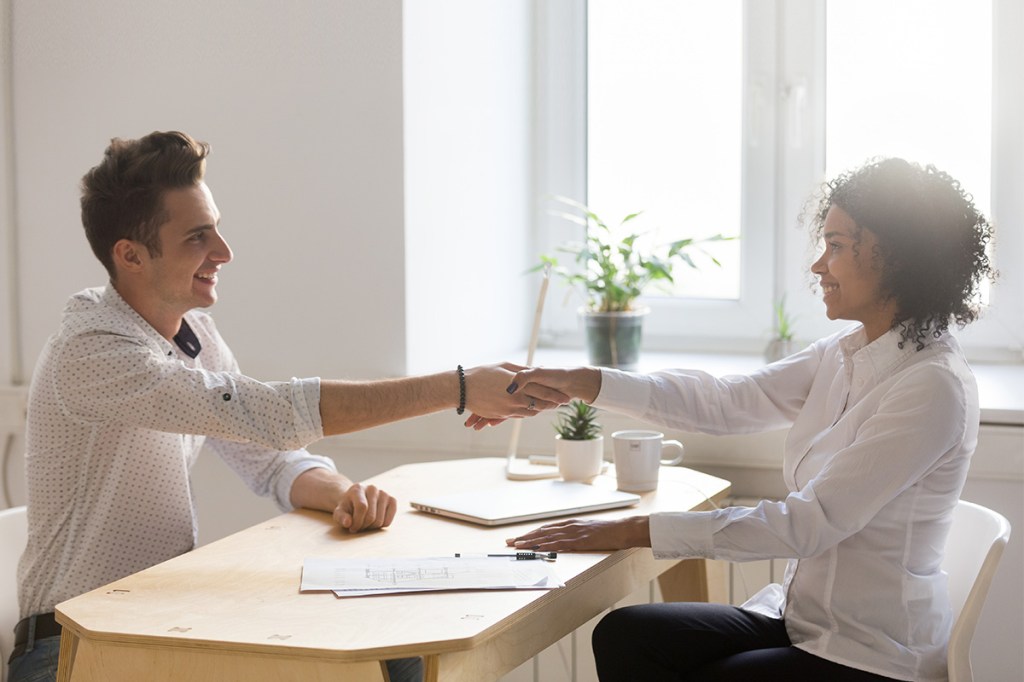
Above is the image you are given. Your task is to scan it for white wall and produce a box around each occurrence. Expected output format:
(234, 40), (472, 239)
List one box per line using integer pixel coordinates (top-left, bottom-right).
(3, 0), (533, 385)
(0, 0), (540, 511)
(403, 1), (534, 374)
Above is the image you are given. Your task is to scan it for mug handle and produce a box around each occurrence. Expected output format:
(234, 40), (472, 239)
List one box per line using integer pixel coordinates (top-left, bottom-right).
(660, 440), (684, 466)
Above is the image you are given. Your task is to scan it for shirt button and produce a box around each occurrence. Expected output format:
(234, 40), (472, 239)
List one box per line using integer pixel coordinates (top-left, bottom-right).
(222, 393), (232, 401)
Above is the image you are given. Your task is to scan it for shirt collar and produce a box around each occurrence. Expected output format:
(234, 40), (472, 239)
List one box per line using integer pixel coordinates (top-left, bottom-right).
(99, 285), (194, 358)
(839, 324), (937, 380)
(172, 319), (202, 358)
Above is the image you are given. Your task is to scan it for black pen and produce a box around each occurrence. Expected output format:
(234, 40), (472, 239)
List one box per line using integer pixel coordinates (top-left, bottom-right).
(454, 551), (557, 561)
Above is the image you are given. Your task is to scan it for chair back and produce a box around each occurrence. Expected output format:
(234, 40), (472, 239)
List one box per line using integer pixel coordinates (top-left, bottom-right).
(0, 506), (27, 682)
(943, 499), (1011, 682)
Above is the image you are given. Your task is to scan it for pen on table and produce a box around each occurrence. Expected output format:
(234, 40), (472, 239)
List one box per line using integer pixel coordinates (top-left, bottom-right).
(454, 551), (558, 561)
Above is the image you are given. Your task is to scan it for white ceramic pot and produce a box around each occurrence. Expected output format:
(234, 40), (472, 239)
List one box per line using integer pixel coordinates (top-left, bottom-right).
(554, 435), (605, 482)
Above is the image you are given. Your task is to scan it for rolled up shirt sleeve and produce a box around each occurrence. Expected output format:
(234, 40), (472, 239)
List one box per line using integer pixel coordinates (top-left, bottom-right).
(208, 439), (337, 511)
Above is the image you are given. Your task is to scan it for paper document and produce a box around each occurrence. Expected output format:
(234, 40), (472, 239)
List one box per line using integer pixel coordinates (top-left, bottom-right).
(301, 556), (563, 598)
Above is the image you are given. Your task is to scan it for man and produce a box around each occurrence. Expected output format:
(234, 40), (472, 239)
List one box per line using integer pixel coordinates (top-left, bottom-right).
(9, 130), (564, 682)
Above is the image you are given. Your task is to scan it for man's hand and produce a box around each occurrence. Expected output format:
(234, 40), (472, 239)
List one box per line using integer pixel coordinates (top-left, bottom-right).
(505, 516), (651, 552)
(333, 482), (397, 532)
(291, 469), (397, 532)
(464, 365), (599, 430)
(462, 363), (570, 428)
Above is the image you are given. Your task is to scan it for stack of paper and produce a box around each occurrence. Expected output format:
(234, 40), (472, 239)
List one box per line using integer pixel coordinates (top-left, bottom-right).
(301, 556), (563, 598)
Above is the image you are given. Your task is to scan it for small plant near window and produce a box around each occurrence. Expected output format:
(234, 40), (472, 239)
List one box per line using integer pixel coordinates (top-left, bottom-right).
(535, 195), (736, 369)
(765, 294), (799, 363)
(538, 195), (734, 313)
(774, 295), (796, 341)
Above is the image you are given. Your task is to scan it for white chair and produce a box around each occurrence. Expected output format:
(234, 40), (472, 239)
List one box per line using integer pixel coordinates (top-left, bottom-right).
(943, 499), (1011, 682)
(0, 505), (27, 682)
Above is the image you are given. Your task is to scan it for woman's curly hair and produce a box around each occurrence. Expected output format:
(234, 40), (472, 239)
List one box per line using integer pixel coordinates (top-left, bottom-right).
(808, 158), (996, 350)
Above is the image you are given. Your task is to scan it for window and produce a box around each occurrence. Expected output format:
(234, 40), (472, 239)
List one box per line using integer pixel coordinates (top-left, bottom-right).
(825, 1), (992, 215)
(536, 0), (1023, 361)
(825, 0), (994, 308)
(587, 0), (742, 301)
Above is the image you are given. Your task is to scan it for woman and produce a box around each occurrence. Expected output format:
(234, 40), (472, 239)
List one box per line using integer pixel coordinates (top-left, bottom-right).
(497, 158), (995, 681)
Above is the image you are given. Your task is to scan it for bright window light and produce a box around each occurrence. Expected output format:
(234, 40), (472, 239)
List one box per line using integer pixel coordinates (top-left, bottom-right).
(587, 0), (742, 300)
(826, 0), (993, 304)
(825, 0), (992, 218)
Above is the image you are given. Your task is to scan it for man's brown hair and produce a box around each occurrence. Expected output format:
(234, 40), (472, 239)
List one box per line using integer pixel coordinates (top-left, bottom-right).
(81, 131), (210, 279)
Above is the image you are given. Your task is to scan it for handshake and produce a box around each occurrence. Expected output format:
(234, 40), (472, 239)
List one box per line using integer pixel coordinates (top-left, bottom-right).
(461, 364), (603, 430)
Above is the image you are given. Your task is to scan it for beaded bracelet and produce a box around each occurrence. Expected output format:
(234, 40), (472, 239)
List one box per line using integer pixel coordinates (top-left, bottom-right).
(456, 364), (466, 415)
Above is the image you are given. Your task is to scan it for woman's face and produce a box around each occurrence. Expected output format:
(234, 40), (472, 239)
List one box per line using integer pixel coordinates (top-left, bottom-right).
(811, 206), (898, 342)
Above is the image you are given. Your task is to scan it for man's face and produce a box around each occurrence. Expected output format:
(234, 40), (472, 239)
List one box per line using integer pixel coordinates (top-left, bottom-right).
(142, 182), (232, 317)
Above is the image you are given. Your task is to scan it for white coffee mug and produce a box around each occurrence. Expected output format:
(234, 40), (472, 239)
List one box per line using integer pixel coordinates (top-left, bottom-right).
(611, 430), (684, 492)
(555, 435), (605, 482)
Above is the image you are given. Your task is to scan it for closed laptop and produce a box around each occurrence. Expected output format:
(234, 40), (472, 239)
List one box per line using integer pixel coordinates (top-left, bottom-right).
(410, 479), (640, 527)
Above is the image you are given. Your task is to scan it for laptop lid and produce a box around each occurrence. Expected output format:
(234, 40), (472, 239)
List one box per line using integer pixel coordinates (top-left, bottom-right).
(409, 479), (641, 527)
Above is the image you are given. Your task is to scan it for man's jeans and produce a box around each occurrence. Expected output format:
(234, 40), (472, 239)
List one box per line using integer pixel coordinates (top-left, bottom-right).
(7, 635), (60, 682)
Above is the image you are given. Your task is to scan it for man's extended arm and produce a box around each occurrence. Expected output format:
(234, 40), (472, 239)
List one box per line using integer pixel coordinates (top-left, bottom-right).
(319, 363), (568, 435)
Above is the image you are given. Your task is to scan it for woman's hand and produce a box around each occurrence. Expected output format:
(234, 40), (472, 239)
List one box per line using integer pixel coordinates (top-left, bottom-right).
(461, 363), (573, 429)
(464, 363), (569, 421)
(506, 516), (652, 552)
(506, 366), (603, 405)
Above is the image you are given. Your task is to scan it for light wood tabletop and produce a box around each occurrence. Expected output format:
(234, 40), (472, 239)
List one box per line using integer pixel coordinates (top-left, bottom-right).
(55, 457), (730, 682)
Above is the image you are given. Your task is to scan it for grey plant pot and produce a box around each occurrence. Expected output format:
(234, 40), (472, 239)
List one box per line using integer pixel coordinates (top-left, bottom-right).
(581, 307), (650, 370)
(764, 338), (798, 363)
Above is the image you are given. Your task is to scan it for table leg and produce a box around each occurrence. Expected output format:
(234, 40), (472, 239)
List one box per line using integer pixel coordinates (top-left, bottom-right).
(56, 628), (79, 682)
(657, 558), (728, 604)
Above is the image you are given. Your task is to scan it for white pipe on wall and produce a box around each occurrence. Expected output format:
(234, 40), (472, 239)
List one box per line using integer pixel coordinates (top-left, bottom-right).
(2, 0), (24, 387)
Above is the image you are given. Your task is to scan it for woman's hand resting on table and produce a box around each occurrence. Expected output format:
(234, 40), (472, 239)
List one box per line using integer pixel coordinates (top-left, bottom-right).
(506, 516), (652, 552)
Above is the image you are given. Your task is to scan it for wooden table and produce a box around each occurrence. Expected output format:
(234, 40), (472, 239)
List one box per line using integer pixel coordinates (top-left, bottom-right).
(55, 457), (730, 681)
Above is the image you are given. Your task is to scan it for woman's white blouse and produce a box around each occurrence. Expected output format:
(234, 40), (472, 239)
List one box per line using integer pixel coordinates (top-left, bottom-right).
(592, 325), (979, 682)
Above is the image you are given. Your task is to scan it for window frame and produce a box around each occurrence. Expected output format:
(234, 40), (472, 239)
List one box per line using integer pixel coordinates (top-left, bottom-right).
(534, 0), (1024, 362)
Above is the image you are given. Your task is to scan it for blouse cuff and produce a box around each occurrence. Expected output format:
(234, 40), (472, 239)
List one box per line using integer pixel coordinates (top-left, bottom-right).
(649, 511), (719, 559)
(591, 368), (653, 413)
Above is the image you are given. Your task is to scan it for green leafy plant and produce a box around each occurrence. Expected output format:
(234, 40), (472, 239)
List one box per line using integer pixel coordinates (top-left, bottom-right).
(774, 295), (796, 341)
(553, 400), (602, 441)
(538, 196), (735, 313)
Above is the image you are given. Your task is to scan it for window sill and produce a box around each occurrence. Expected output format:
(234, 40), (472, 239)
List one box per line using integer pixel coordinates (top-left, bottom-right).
(533, 347), (1024, 427)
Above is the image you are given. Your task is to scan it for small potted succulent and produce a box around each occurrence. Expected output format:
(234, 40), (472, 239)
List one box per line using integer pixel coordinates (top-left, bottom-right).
(553, 400), (604, 482)
(539, 196), (733, 369)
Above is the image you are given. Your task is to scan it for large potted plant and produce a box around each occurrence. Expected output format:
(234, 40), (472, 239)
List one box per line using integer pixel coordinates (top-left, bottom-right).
(540, 196), (732, 369)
